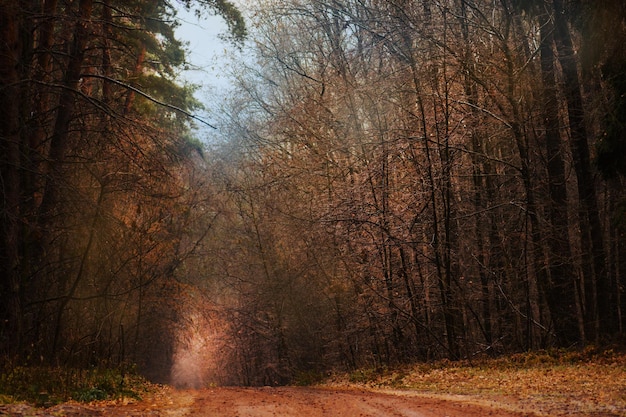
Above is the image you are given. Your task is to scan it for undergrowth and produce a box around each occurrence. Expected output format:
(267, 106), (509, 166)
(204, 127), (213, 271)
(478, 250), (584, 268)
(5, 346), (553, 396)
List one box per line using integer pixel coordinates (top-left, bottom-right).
(340, 346), (624, 386)
(0, 363), (152, 407)
(327, 347), (626, 416)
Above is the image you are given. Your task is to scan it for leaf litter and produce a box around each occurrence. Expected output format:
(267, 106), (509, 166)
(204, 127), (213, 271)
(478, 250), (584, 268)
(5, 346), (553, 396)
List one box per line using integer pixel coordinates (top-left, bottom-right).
(326, 348), (626, 416)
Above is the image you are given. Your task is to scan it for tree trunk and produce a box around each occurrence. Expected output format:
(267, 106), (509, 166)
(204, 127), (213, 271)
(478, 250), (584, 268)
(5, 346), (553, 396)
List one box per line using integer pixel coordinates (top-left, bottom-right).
(459, 0), (494, 351)
(39, 0), (94, 222)
(538, 9), (581, 346)
(0, 0), (25, 356)
(552, 0), (610, 341)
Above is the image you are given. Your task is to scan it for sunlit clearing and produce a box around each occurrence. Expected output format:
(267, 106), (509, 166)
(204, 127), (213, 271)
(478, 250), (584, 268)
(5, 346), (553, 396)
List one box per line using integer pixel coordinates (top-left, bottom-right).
(170, 311), (226, 388)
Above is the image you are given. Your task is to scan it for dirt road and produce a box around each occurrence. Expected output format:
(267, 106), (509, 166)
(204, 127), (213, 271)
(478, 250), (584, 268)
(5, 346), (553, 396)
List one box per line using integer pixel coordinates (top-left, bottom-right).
(1, 387), (537, 416)
(178, 387), (535, 416)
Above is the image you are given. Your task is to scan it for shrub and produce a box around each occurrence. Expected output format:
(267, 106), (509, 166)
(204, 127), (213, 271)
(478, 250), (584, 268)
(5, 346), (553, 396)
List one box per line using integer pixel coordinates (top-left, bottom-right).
(0, 362), (150, 406)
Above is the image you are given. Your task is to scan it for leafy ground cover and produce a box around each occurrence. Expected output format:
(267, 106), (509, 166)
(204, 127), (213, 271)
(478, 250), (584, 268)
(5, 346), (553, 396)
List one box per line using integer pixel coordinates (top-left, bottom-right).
(0, 364), (151, 407)
(0, 348), (624, 417)
(326, 348), (626, 416)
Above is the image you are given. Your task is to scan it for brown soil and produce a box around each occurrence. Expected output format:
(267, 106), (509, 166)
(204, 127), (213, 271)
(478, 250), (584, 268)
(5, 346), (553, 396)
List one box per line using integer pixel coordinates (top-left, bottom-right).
(0, 386), (540, 417)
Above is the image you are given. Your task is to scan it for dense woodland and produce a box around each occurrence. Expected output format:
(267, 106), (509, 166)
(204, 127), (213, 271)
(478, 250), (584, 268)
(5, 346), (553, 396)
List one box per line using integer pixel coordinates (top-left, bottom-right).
(1, 0), (626, 386)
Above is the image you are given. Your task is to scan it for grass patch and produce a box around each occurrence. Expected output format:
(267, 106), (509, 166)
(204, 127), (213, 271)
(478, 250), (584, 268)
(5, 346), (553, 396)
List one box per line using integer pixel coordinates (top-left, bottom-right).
(0, 364), (152, 407)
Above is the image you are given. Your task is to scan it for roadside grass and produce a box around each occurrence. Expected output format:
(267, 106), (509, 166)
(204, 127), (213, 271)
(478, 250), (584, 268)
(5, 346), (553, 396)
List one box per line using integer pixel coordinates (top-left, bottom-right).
(325, 348), (626, 416)
(0, 363), (153, 407)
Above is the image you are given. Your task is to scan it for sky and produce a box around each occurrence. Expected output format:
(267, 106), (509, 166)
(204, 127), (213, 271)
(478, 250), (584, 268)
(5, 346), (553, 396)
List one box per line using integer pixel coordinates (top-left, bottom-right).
(173, 1), (256, 141)
(173, 6), (237, 138)
(174, 6), (232, 91)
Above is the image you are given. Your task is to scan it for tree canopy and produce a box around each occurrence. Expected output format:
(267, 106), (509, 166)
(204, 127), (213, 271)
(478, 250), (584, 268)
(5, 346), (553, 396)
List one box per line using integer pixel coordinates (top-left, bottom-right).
(0, 0), (243, 381)
(2, 0), (625, 386)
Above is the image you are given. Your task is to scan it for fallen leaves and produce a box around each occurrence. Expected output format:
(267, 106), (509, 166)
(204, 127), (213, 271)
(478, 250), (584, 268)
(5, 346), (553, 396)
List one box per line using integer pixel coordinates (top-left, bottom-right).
(326, 349), (626, 416)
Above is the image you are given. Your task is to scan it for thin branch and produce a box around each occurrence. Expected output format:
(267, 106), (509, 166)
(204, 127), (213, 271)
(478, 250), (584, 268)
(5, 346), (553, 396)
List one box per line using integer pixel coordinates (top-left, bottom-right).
(80, 73), (216, 129)
(453, 98), (512, 129)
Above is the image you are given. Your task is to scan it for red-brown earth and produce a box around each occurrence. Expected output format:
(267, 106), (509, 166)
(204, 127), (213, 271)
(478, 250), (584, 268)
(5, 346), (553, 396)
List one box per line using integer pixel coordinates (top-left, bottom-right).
(0, 386), (540, 417)
(2, 350), (624, 416)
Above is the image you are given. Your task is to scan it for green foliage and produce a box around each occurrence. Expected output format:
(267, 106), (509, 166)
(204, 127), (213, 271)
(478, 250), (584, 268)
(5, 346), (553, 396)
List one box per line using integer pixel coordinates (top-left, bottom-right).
(293, 370), (326, 386)
(74, 387), (107, 402)
(347, 368), (383, 384)
(0, 364), (150, 407)
(180, 0), (247, 44)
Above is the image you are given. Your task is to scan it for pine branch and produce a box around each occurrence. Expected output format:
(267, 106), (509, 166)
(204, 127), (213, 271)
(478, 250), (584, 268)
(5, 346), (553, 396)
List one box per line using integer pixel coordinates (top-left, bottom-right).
(80, 73), (216, 129)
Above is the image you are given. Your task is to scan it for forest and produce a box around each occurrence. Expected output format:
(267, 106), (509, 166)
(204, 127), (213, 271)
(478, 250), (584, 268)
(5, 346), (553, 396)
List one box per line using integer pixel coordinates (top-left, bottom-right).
(1, 0), (625, 388)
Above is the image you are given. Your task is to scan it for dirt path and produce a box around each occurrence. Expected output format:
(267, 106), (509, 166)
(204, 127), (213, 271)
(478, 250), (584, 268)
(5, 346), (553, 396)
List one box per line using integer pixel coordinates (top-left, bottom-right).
(0, 387), (537, 417)
(183, 387), (535, 416)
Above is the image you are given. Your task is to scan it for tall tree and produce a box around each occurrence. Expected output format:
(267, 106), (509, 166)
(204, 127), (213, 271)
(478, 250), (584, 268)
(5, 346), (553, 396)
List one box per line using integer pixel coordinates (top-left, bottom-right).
(536, 3), (579, 346)
(0, 0), (245, 370)
(0, 0), (25, 356)
(551, 0), (609, 341)
(188, 0), (626, 384)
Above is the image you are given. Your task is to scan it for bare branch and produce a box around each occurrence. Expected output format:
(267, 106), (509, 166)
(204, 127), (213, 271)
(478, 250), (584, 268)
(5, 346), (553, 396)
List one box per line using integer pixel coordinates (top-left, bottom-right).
(81, 73), (217, 129)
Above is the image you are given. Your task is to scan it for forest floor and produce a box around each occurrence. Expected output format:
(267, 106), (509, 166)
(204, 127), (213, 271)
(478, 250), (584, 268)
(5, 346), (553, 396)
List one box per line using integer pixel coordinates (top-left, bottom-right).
(0, 349), (624, 416)
(0, 387), (552, 417)
(323, 348), (626, 416)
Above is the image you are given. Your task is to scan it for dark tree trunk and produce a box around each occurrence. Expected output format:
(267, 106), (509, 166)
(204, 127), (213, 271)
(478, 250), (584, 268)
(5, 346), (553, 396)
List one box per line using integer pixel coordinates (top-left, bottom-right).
(459, 0), (494, 350)
(552, 0), (611, 341)
(538, 9), (581, 346)
(0, 0), (25, 357)
(39, 0), (94, 222)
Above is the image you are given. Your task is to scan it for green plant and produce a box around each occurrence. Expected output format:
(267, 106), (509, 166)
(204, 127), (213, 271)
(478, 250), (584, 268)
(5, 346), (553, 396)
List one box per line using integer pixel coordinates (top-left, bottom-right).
(294, 370), (325, 386)
(0, 363), (151, 406)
